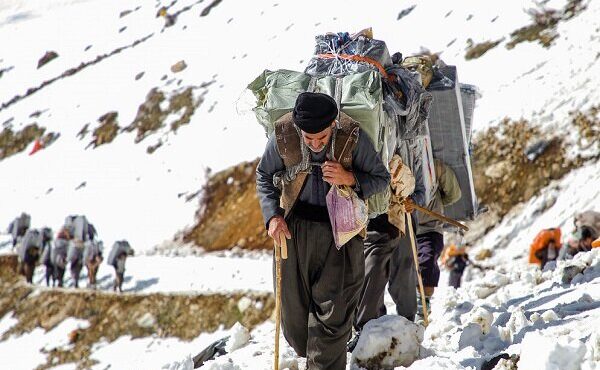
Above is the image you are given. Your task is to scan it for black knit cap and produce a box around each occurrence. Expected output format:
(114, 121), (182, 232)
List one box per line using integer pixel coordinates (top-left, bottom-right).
(292, 92), (338, 134)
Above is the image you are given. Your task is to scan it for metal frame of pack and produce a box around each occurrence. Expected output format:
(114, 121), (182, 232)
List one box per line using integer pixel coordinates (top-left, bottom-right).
(426, 66), (478, 221)
(459, 83), (481, 145)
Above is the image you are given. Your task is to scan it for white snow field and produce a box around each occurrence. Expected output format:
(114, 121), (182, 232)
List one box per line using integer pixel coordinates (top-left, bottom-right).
(1, 0), (599, 369)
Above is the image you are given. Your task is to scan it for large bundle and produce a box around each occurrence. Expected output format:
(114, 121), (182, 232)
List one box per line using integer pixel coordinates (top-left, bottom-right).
(64, 215), (91, 242)
(107, 240), (133, 266)
(305, 29), (392, 76)
(426, 64), (479, 220)
(18, 229), (42, 261)
(249, 30), (435, 216)
(9, 213), (30, 240)
(83, 240), (103, 263)
(51, 239), (69, 268)
(67, 241), (84, 263)
(248, 69), (387, 151)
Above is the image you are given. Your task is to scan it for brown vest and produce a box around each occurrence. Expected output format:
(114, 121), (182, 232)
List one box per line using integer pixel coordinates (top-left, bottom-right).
(274, 111), (360, 217)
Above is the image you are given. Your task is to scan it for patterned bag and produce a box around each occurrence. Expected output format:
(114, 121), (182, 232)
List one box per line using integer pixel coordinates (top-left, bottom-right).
(326, 185), (368, 249)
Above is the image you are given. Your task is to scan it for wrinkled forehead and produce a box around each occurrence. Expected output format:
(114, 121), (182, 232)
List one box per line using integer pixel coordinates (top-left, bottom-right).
(301, 122), (334, 140)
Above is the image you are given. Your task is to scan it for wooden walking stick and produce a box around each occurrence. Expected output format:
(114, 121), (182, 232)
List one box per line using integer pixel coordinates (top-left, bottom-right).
(274, 232), (287, 370)
(413, 204), (469, 232)
(407, 212), (430, 327)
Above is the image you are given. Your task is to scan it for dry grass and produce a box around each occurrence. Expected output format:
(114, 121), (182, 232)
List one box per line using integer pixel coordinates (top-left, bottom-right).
(184, 159), (272, 251)
(465, 39), (503, 60)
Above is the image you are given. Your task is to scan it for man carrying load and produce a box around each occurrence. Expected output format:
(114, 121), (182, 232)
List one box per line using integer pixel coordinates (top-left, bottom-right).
(256, 92), (389, 370)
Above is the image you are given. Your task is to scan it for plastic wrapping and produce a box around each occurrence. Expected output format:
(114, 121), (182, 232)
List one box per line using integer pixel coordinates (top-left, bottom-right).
(248, 69), (384, 151)
(305, 32), (392, 76)
(326, 185), (368, 249)
(384, 67), (433, 139)
(427, 67), (478, 220)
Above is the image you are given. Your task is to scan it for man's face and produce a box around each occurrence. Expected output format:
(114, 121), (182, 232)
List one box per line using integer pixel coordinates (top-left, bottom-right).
(301, 122), (334, 153)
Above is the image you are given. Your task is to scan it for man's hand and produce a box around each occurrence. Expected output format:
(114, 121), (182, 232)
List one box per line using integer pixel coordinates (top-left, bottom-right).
(322, 160), (356, 186)
(403, 197), (416, 213)
(268, 215), (291, 242)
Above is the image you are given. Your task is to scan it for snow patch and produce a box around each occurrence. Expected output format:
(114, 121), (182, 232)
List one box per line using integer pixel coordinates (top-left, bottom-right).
(225, 322), (250, 353)
(519, 331), (587, 370)
(350, 315), (423, 369)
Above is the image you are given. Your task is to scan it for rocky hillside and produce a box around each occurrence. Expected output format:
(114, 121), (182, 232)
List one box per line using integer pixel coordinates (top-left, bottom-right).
(0, 255), (274, 369)
(184, 105), (600, 251)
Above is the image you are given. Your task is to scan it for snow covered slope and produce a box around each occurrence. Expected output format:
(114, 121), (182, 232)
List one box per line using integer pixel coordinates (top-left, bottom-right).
(1, 0), (599, 369)
(1, 0), (599, 251)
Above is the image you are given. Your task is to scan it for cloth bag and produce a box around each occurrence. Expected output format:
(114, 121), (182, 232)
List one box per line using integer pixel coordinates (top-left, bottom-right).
(387, 154), (416, 236)
(326, 185), (368, 249)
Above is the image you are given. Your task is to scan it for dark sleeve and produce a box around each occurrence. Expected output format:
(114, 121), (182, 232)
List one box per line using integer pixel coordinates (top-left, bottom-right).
(256, 135), (286, 228)
(351, 131), (391, 199)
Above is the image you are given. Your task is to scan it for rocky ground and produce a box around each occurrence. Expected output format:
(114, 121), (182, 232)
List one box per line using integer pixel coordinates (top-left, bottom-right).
(0, 255), (274, 369)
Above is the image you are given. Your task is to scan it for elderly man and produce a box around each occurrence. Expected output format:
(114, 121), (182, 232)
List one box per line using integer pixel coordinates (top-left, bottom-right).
(256, 92), (390, 370)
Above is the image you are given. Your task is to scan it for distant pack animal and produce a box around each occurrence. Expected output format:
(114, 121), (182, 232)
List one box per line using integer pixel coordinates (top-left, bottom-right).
(67, 239), (85, 288)
(7, 212), (31, 248)
(51, 228), (70, 287)
(39, 227), (54, 286)
(18, 228), (43, 283)
(83, 240), (103, 288)
(107, 240), (134, 293)
(63, 215), (96, 242)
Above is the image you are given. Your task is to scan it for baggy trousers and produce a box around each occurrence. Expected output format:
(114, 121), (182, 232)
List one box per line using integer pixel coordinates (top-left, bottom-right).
(354, 214), (417, 330)
(387, 215), (417, 321)
(276, 214), (365, 370)
(354, 229), (395, 331)
(416, 231), (444, 287)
